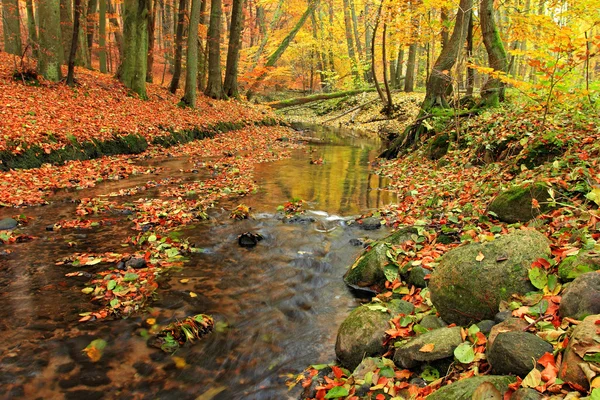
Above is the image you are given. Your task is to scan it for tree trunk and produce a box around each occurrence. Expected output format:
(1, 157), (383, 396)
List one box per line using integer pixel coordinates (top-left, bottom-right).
(479, 0), (508, 106)
(107, 0), (123, 58)
(364, 2), (373, 82)
(162, 0), (173, 72)
(38, 0), (64, 81)
(370, 0), (385, 103)
(119, 0), (149, 98)
(86, 0), (98, 58)
(198, 0), (208, 90)
(67, 0), (83, 85)
(183, 0), (200, 105)
(146, 0), (157, 82)
(60, 0), (73, 62)
(440, 7), (449, 50)
(382, 22), (393, 115)
(310, 10), (326, 91)
(423, 0), (472, 109)
(465, 12), (474, 96)
(350, 0), (362, 58)
(251, 0), (284, 67)
(169, 0), (186, 93)
(404, 44), (417, 92)
(223, 0), (243, 98)
(342, 0), (358, 80)
(267, 88), (376, 109)
(2, 0), (23, 55)
(204, 0), (224, 99)
(99, 0), (107, 72)
(25, 0), (39, 57)
(395, 47), (404, 88)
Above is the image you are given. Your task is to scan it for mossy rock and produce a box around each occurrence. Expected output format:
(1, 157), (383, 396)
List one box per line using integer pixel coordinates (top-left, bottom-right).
(427, 133), (450, 160)
(488, 183), (553, 223)
(429, 230), (550, 325)
(558, 250), (600, 281)
(335, 299), (414, 371)
(427, 375), (516, 400)
(559, 272), (600, 320)
(393, 326), (462, 368)
(343, 227), (418, 293)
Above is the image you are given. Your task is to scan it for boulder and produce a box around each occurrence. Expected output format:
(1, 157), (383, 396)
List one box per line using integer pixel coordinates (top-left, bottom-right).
(488, 183), (552, 223)
(393, 326), (463, 369)
(559, 272), (600, 320)
(487, 332), (553, 377)
(0, 218), (18, 230)
(559, 314), (600, 391)
(427, 376), (516, 400)
(488, 318), (529, 348)
(404, 266), (429, 288)
(344, 227), (417, 292)
(358, 217), (381, 231)
(419, 315), (447, 331)
(558, 251), (600, 281)
(429, 230), (550, 325)
(125, 257), (147, 269)
(510, 388), (544, 400)
(335, 300), (414, 371)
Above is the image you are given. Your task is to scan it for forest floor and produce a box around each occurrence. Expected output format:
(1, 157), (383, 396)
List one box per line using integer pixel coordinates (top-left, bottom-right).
(282, 91), (600, 399)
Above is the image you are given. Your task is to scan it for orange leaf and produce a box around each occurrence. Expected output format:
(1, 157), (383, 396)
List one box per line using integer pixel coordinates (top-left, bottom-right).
(419, 343), (435, 352)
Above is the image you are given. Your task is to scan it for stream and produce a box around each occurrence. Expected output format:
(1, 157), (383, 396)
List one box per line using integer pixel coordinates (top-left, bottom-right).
(0, 124), (398, 400)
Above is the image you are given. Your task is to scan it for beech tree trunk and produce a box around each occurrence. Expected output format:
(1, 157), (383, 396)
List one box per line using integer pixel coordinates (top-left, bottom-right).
(204, 0), (225, 99)
(466, 13), (474, 96)
(38, 0), (64, 81)
(67, 0), (83, 85)
(26, 0), (39, 57)
(183, 0), (201, 105)
(422, 0), (472, 109)
(404, 44), (417, 92)
(223, 0), (243, 98)
(342, 0), (359, 80)
(99, 0), (107, 72)
(146, 0), (157, 82)
(120, 0), (149, 98)
(2, 0), (23, 55)
(198, 0), (208, 90)
(107, 0), (123, 58)
(480, 0), (508, 106)
(60, 0), (73, 62)
(86, 0), (98, 58)
(169, 0), (186, 93)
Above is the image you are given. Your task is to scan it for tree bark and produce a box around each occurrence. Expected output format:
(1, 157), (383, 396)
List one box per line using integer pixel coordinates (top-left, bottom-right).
(422, 0), (472, 109)
(342, 0), (358, 80)
(119, 0), (149, 98)
(350, 0), (363, 58)
(107, 0), (123, 58)
(223, 0), (243, 98)
(250, 0), (283, 67)
(26, 0), (39, 57)
(183, 0), (200, 105)
(382, 22), (393, 115)
(99, 0), (107, 72)
(404, 44), (417, 92)
(169, 0), (186, 93)
(267, 88), (376, 109)
(465, 12), (474, 96)
(38, 0), (64, 81)
(479, 0), (508, 106)
(204, 0), (224, 99)
(198, 0), (208, 90)
(146, 0), (157, 82)
(370, 0), (385, 103)
(2, 0), (23, 55)
(86, 0), (98, 58)
(67, 0), (83, 85)
(60, 0), (73, 62)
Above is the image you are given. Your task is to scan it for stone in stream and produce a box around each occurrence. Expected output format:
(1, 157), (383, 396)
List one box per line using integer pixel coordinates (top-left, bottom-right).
(357, 217), (381, 231)
(429, 230), (550, 325)
(393, 326), (463, 369)
(559, 272), (600, 320)
(559, 314), (600, 391)
(344, 227), (418, 293)
(558, 250), (600, 281)
(487, 332), (553, 377)
(426, 375), (516, 400)
(125, 257), (147, 269)
(404, 266), (429, 288)
(487, 183), (553, 223)
(335, 299), (414, 371)
(237, 232), (263, 248)
(0, 218), (18, 230)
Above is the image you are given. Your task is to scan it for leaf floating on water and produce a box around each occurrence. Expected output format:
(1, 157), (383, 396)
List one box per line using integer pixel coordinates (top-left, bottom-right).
(83, 339), (107, 362)
(172, 356), (187, 369)
(189, 291), (198, 298)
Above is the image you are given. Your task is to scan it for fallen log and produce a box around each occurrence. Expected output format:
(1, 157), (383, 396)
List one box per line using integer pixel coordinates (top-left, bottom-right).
(266, 88), (376, 109)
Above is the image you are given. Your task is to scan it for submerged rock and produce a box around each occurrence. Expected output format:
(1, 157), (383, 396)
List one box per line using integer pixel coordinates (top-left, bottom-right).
(487, 332), (553, 377)
(487, 183), (553, 223)
(357, 217), (381, 231)
(238, 232), (263, 248)
(335, 300), (414, 371)
(0, 218), (18, 230)
(429, 230), (549, 325)
(427, 375), (516, 400)
(393, 326), (463, 369)
(559, 272), (600, 320)
(558, 250), (600, 281)
(344, 227), (417, 292)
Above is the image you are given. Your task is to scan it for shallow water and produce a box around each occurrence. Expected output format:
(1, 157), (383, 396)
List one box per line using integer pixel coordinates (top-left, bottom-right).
(0, 125), (398, 399)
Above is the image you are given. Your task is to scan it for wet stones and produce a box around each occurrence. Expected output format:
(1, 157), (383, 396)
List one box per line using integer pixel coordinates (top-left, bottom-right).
(429, 230), (550, 325)
(487, 332), (553, 377)
(335, 300), (414, 371)
(125, 257), (147, 269)
(393, 326), (463, 369)
(0, 218), (18, 230)
(559, 272), (600, 320)
(238, 232), (263, 248)
(358, 217), (381, 231)
(426, 375), (516, 400)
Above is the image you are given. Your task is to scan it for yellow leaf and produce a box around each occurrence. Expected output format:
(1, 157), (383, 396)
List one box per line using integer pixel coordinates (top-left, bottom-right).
(476, 252), (485, 262)
(522, 368), (542, 388)
(172, 356), (187, 369)
(419, 343), (435, 352)
(146, 318), (156, 326)
(189, 292), (197, 298)
(83, 346), (102, 362)
(180, 278), (190, 283)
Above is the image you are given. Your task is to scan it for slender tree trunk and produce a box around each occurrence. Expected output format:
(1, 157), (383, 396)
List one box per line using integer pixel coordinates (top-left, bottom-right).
(382, 22), (393, 115)
(107, 0), (123, 58)
(2, 0), (23, 55)
(350, 0), (362, 58)
(169, 0), (186, 93)
(38, 0), (64, 81)
(119, 0), (150, 98)
(479, 0), (508, 106)
(146, 0), (157, 82)
(251, 0), (284, 68)
(26, 0), (39, 57)
(342, 0), (358, 80)
(326, 0), (335, 73)
(370, 0), (385, 103)
(440, 7), (449, 50)
(223, 0), (244, 98)
(198, 0), (208, 90)
(183, 0), (200, 105)
(204, 0), (224, 99)
(404, 44), (417, 92)
(60, 0), (73, 62)
(86, 0), (98, 58)
(465, 12), (474, 96)
(364, 2), (373, 82)
(395, 47), (404, 87)
(99, 0), (107, 72)
(310, 10), (326, 91)
(162, 0), (173, 71)
(422, 0), (472, 109)
(67, 0), (83, 85)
